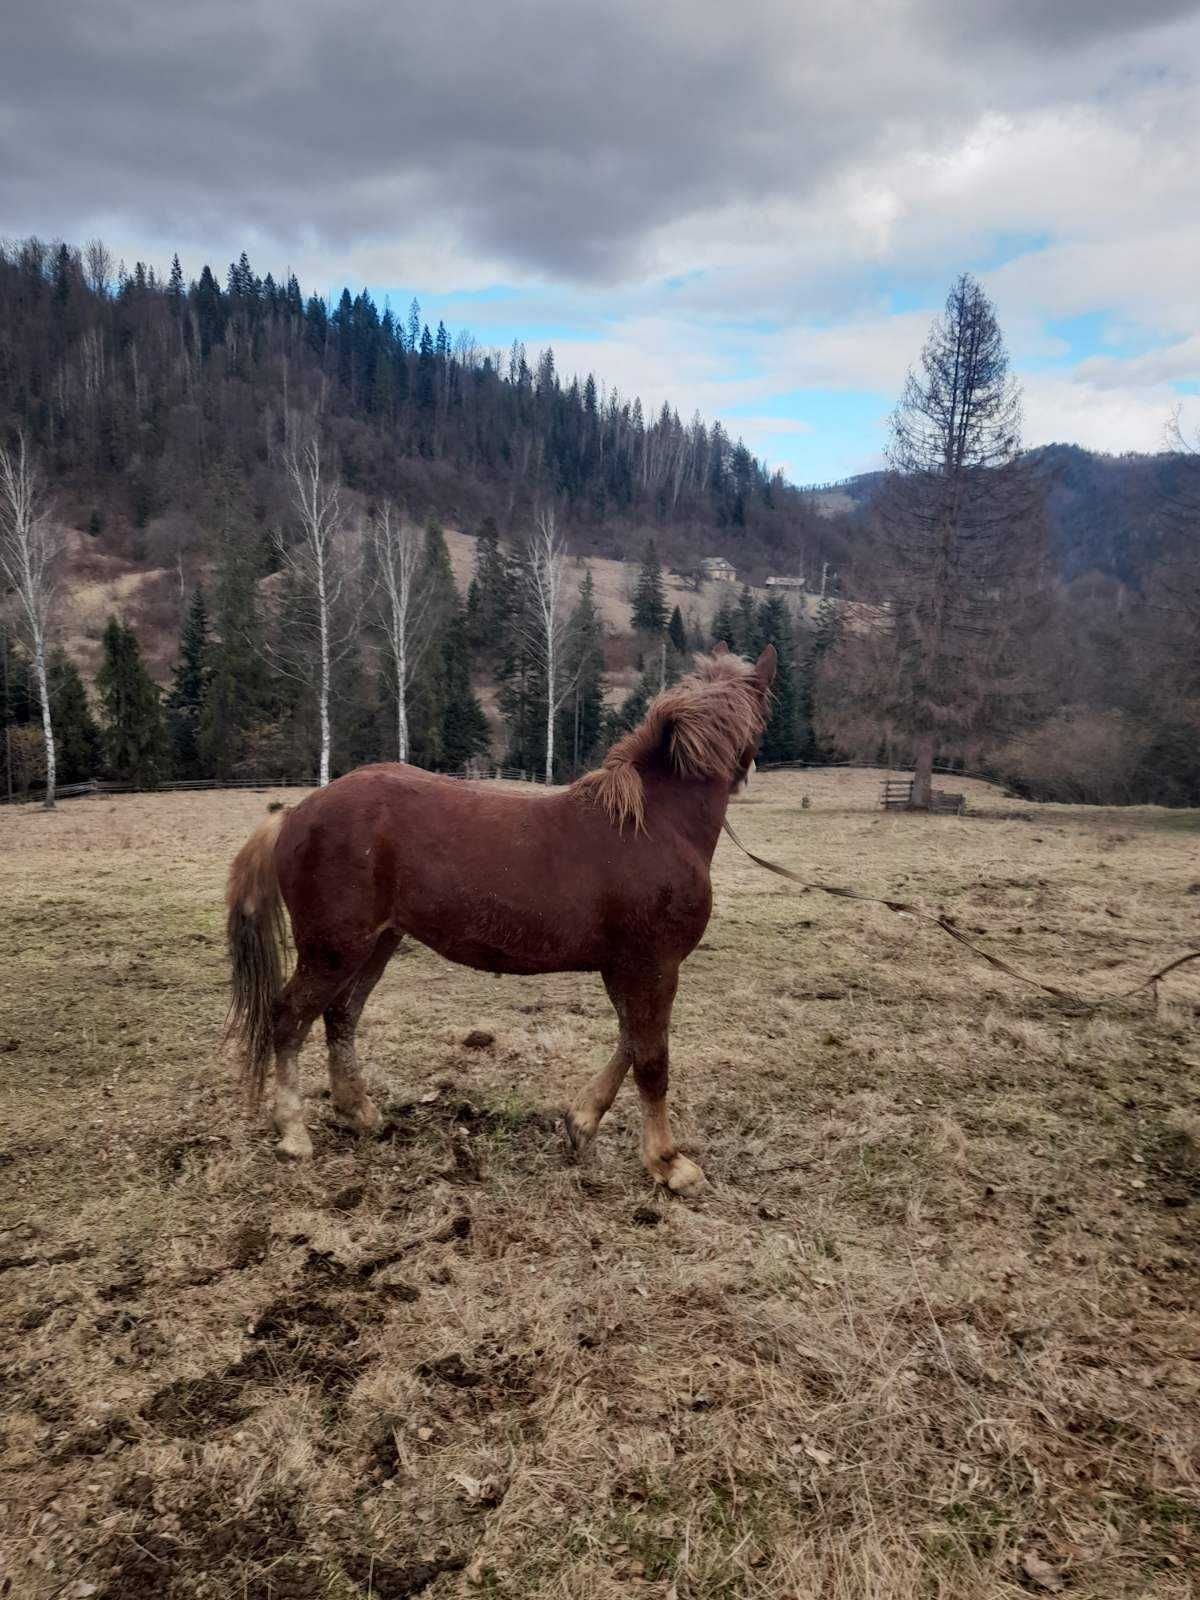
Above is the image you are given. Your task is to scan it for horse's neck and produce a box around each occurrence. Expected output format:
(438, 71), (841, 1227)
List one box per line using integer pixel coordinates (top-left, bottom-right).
(644, 773), (732, 860)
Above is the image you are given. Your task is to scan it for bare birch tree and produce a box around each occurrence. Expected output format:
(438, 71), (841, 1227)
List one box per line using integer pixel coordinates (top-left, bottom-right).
(0, 433), (63, 808)
(520, 509), (580, 783)
(372, 504), (431, 762)
(278, 435), (348, 786)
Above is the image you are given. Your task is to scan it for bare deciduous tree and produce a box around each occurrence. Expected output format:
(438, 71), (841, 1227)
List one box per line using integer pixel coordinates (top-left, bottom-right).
(878, 273), (1041, 807)
(372, 504), (432, 763)
(0, 432), (63, 808)
(519, 509), (580, 783)
(277, 435), (350, 786)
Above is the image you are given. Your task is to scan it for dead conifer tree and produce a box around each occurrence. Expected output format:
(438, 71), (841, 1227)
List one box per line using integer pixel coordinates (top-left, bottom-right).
(878, 273), (1040, 806)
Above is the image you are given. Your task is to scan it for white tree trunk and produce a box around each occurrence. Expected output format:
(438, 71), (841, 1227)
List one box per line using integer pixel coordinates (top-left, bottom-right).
(396, 635), (409, 763)
(33, 633), (55, 808)
(372, 506), (426, 766)
(545, 633), (556, 783)
(0, 433), (61, 810)
(317, 553), (331, 787)
(281, 436), (348, 790)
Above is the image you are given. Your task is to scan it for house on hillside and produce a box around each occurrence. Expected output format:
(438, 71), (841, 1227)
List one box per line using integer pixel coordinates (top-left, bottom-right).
(700, 556), (736, 583)
(765, 575), (806, 590)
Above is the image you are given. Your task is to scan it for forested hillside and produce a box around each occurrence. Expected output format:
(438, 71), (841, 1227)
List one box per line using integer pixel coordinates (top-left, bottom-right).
(1, 237), (1198, 807)
(0, 237), (849, 579)
(817, 444), (1196, 589)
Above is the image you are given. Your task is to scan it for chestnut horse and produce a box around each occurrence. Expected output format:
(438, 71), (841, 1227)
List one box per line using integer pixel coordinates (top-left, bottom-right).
(225, 643), (776, 1194)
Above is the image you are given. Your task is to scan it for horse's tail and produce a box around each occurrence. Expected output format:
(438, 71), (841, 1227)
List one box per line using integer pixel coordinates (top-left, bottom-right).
(225, 807), (290, 1106)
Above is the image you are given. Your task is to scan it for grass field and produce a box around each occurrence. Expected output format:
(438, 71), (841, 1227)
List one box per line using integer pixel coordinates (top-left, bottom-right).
(1, 771), (1198, 1599)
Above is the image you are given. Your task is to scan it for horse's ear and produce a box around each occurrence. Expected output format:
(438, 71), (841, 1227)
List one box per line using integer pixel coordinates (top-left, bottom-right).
(754, 643), (777, 689)
(713, 640), (729, 656)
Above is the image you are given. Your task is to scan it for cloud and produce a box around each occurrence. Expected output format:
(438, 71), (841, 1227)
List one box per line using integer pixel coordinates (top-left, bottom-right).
(4, 0), (1197, 474)
(4, 0), (1198, 292)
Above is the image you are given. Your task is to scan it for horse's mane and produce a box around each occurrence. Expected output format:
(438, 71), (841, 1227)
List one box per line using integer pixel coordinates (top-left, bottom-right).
(573, 652), (767, 832)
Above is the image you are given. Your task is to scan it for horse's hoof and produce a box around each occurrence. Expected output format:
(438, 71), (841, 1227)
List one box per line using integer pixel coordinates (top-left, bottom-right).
(563, 1109), (596, 1158)
(332, 1096), (381, 1136)
(353, 1097), (382, 1135)
(276, 1127), (313, 1161)
(660, 1154), (705, 1197)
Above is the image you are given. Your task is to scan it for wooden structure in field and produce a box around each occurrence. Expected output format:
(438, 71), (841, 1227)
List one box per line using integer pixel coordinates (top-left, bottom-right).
(880, 778), (966, 815)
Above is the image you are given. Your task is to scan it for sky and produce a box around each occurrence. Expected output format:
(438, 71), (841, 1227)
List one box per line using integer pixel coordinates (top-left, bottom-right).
(3, 0), (1199, 484)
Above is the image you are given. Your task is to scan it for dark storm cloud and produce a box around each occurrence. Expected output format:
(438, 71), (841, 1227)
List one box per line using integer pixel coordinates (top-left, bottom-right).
(2, 0), (1198, 280)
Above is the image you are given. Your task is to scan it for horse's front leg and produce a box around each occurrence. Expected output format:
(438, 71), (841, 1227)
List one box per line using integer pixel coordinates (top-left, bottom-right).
(564, 1038), (633, 1157)
(609, 962), (705, 1197)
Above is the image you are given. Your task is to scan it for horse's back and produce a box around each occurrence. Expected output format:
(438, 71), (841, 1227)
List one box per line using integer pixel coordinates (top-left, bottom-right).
(275, 763), (713, 975)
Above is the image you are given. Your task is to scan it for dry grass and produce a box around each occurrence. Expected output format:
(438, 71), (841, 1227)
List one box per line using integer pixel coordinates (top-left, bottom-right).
(1, 772), (1198, 1600)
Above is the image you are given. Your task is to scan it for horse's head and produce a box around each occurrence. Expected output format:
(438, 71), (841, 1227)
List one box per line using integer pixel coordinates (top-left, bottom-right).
(577, 642), (778, 830)
(714, 642), (776, 792)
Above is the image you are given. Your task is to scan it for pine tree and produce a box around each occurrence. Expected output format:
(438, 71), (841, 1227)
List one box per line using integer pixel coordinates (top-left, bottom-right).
(754, 596), (800, 762)
(880, 272), (1035, 806)
(440, 611), (490, 768)
(165, 587), (210, 778)
(47, 650), (102, 784)
(467, 516), (510, 653)
(558, 567), (604, 776)
(200, 477), (270, 778)
(496, 542), (546, 775)
(96, 617), (168, 786)
(735, 585), (758, 655)
(632, 539), (667, 634)
(407, 520), (461, 768)
(603, 674), (653, 749)
(798, 598), (842, 760)
(711, 596), (739, 650)
(667, 605), (688, 654)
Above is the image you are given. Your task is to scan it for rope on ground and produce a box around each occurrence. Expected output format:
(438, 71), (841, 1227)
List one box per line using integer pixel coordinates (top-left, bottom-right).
(720, 817), (1200, 1012)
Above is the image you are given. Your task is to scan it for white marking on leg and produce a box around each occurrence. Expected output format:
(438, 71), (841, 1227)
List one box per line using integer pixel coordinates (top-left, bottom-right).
(274, 1048), (312, 1160)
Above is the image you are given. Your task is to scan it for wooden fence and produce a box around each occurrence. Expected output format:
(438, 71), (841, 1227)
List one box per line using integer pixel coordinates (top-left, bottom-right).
(0, 769), (537, 806)
(2, 759), (1002, 808)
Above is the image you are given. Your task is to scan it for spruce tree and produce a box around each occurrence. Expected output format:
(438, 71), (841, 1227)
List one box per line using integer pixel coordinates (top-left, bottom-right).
(711, 596), (739, 650)
(440, 611), (490, 768)
(667, 605), (689, 654)
(467, 516), (510, 653)
(632, 539), (667, 634)
(47, 651), (102, 784)
(96, 617), (168, 786)
(798, 598), (842, 761)
(200, 477), (270, 778)
(754, 596), (800, 762)
(496, 543), (546, 775)
(165, 587), (210, 779)
(407, 520), (461, 768)
(558, 567), (604, 775)
(735, 585), (758, 655)
(603, 674), (653, 749)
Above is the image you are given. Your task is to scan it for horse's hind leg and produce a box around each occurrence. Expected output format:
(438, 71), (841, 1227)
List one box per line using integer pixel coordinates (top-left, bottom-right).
(324, 931), (401, 1135)
(272, 957), (354, 1161)
(603, 962), (704, 1197)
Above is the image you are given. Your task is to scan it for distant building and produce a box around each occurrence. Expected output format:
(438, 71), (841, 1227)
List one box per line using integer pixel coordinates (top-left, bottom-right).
(700, 556), (736, 583)
(765, 575), (806, 590)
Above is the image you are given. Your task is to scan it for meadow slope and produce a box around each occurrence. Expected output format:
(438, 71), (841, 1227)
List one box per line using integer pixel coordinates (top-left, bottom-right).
(1, 771), (1198, 1599)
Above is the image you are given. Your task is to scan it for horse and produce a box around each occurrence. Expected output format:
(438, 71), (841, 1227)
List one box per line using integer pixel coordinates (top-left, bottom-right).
(225, 642), (776, 1195)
